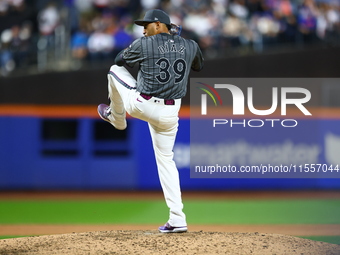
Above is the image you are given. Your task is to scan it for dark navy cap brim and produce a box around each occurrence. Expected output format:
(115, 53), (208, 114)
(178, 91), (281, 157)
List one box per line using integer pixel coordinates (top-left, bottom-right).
(134, 20), (155, 26)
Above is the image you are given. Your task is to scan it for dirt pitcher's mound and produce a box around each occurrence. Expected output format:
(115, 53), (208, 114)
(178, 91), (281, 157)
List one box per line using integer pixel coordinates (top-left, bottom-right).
(1, 230), (339, 255)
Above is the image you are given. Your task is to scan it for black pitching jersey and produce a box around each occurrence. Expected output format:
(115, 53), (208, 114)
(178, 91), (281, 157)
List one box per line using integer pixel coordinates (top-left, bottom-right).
(120, 33), (204, 99)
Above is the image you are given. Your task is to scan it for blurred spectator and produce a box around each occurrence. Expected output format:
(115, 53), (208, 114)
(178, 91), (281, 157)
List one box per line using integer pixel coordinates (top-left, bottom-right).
(183, 7), (222, 56)
(113, 16), (134, 52)
(273, 0), (297, 44)
(87, 31), (115, 63)
(297, 0), (319, 43)
(140, 0), (160, 10)
(71, 18), (89, 64)
(1, 0), (340, 76)
(222, 0), (252, 49)
(223, 12), (251, 47)
(87, 13), (115, 64)
(257, 14), (280, 41)
(38, 1), (60, 36)
(0, 0), (36, 39)
(0, 0), (35, 76)
(229, 0), (249, 20)
(0, 28), (15, 76)
(74, 0), (93, 14)
(36, 1), (61, 71)
(183, 9), (214, 37)
(316, 0), (340, 42)
(10, 22), (32, 68)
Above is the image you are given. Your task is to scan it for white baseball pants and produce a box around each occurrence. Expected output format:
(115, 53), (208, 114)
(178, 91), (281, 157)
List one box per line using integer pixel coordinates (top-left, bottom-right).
(107, 65), (186, 227)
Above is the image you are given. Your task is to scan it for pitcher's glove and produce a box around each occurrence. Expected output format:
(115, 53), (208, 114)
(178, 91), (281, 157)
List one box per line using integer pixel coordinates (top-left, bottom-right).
(170, 23), (182, 36)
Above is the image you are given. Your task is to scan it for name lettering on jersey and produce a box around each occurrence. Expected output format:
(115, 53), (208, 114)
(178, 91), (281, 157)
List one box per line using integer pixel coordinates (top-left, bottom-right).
(158, 42), (185, 55)
(170, 44), (177, 52)
(178, 45), (185, 54)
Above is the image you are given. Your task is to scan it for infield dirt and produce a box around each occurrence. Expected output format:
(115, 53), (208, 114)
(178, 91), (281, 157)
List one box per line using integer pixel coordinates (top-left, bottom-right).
(1, 230), (340, 255)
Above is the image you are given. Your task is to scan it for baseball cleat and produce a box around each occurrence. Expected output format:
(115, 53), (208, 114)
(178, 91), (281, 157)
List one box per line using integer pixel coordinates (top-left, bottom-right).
(97, 104), (127, 130)
(158, 223), (187, 233)
(97, 104), (111, 122)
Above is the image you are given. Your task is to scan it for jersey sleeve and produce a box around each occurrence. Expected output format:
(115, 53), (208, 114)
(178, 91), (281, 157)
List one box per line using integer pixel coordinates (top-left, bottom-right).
(190, 41), (204, 72)
(114, 49), (125, 66)
(121, 38), (144, 68)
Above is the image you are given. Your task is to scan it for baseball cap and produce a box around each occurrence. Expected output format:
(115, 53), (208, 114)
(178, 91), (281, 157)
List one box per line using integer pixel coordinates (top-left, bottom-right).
(134, 9), (171, 26)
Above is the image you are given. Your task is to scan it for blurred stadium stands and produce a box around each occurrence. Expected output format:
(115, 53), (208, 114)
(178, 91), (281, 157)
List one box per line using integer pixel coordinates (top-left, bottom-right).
(0, 0), (339, 77)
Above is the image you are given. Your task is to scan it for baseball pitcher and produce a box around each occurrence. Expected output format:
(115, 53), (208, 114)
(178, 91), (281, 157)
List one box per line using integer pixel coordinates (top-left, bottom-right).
(98, 9), (204, 233)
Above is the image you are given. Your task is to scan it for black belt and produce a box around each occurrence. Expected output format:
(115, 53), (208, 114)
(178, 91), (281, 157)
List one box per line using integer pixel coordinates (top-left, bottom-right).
(140, 93), (175, 105)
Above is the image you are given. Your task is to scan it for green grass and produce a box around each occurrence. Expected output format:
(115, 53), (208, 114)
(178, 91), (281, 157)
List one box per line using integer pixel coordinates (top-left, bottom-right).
(0, 199), (339, 225)
(186, 200), (340, 224)
(0, 236), (29, 240)
(299, 236), (340, 245)
(0, 199), (339, 245)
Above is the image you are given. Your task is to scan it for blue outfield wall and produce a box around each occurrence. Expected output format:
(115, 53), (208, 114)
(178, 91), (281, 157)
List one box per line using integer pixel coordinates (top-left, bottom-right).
(0, 116), (340, 190)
